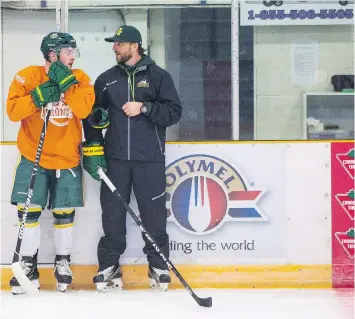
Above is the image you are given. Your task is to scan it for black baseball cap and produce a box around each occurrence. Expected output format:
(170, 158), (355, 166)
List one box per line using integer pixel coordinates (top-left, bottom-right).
(104, 25), (142, 45)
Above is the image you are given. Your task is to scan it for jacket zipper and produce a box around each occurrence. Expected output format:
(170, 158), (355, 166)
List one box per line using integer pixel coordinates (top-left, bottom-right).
(127, 74), (131, 160)
(127, 70), (137, 160)
(154, 125), (163, 155)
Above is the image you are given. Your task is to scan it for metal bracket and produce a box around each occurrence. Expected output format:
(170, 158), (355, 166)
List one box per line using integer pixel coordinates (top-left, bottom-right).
(56, 0), (68, 32)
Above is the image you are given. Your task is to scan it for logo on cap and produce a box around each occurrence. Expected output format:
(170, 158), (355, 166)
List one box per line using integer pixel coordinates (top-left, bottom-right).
(116, 28), (123, 36)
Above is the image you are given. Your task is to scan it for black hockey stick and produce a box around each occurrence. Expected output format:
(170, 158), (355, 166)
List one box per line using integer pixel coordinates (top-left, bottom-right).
(97, 167), (212, 308)
(11, 109), (51, 295)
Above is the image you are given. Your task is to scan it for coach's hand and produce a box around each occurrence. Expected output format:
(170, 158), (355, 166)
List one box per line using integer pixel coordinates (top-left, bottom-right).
(122, 102), (143, 117)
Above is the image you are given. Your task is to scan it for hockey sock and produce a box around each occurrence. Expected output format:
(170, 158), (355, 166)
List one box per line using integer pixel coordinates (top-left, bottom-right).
(53, 208), (75, 256)
(17, 203), (42, 256)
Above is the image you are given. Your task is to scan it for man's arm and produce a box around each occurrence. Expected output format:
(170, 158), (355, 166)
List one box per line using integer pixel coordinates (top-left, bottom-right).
(82, 74), (108, 143)
(82, 74), (109, 181)
(143, 71), (182, 127)
(6, 68), (39, 122)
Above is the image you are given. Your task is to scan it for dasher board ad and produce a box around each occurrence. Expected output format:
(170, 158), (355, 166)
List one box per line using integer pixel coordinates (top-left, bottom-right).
(1, 143), (331, 265)
(331, 142), (354, 288)
(164, 144), (286, 264)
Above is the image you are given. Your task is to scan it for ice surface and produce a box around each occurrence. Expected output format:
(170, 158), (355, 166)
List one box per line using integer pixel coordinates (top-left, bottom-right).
(1, 288), (354, 319)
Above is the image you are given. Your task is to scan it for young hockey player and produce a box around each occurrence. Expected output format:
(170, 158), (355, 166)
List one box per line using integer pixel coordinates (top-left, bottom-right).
(7, 32), (95, 294)
(82, 25), (182, 292)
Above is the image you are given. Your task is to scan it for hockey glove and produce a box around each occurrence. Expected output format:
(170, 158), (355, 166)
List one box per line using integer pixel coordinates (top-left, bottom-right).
(30, 81), (61, 108)
(82, 141), (107, 181)
(88, 107), (110, 129)
(48, 61), (78, 93)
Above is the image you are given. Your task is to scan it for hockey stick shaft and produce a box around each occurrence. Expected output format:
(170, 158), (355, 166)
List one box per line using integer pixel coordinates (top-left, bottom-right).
(11, 110), (50, 294)
(97, 167), (212, 308)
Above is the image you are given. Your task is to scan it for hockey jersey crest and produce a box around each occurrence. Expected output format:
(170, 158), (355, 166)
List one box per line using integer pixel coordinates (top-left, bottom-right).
(44, 94), (73, 127)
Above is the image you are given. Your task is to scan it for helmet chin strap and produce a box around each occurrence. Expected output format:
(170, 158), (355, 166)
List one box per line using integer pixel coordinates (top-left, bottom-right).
(45, 56), (52, 63)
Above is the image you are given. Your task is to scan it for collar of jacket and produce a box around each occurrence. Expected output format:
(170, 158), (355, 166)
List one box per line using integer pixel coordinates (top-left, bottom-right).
(117, 63), (147, 75)
(117, 55), (154, 74)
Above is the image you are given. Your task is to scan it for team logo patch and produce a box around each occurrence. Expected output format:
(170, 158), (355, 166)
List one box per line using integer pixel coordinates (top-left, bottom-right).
(137, 80), (149, 88)
(41, 94), (73, 127)
(165, 154), (267, 235)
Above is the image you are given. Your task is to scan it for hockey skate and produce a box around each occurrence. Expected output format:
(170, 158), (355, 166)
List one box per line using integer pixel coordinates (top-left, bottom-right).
(93, 264), (123, 292)
(148, 266), (171, 291)
(10, 254), (40, 295)
(54, 255), (73, 292)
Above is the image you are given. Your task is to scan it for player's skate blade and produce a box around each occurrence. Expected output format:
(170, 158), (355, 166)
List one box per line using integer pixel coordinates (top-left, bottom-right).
(11, 279), (40, 295)
(149, 278), (169, 291)
(56, 283), (69, 292)
(96, 278), (124, 292)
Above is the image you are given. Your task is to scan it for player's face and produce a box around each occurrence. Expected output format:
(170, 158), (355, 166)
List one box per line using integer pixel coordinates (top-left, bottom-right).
(48, 47), (76, 69)
(59, 47), (76, 69)
(113, 42), (136, 64)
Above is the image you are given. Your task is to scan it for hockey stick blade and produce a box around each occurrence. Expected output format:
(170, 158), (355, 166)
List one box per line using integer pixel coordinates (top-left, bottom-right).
(12, 262), (39, 295)
(196, 296), (212, 308)
(97, 167), (213, 308)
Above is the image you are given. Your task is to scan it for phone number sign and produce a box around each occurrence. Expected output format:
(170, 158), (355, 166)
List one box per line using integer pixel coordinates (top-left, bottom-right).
(240, 2), (355, 26)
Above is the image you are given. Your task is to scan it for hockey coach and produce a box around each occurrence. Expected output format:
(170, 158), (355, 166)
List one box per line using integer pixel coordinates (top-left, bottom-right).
(82, 25), (182, 292)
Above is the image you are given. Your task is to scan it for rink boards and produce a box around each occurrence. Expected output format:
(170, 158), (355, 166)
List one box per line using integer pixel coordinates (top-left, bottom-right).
(1, 140), (354, 290)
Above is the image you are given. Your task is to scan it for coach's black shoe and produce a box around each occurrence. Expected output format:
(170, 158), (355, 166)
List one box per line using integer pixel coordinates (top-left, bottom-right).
(148, 266), (171, 291)
(93, 264), (123, 292)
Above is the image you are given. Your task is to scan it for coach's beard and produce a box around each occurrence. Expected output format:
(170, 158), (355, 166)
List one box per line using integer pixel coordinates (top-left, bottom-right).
(115, 52), (132, 64)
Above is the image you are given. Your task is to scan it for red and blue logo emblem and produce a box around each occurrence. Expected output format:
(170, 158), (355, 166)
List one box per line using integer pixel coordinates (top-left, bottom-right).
(166, 154), (267, 235)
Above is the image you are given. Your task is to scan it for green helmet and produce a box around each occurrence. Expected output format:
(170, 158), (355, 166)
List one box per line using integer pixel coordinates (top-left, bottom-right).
(40, 32), (77, 60)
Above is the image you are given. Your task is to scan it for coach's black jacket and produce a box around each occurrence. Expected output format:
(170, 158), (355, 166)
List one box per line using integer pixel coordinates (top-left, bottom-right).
(83, 55), (182, 162)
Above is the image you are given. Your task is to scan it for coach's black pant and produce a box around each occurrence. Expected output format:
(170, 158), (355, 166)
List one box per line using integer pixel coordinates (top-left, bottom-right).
(98, 159), (169, 271)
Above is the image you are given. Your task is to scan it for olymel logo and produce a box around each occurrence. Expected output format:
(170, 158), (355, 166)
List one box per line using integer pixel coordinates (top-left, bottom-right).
(336, 148), (354, 179)
(335, 228), (355, 259)
(335, 189), (355, 220)
(165, 154), (267, 235)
